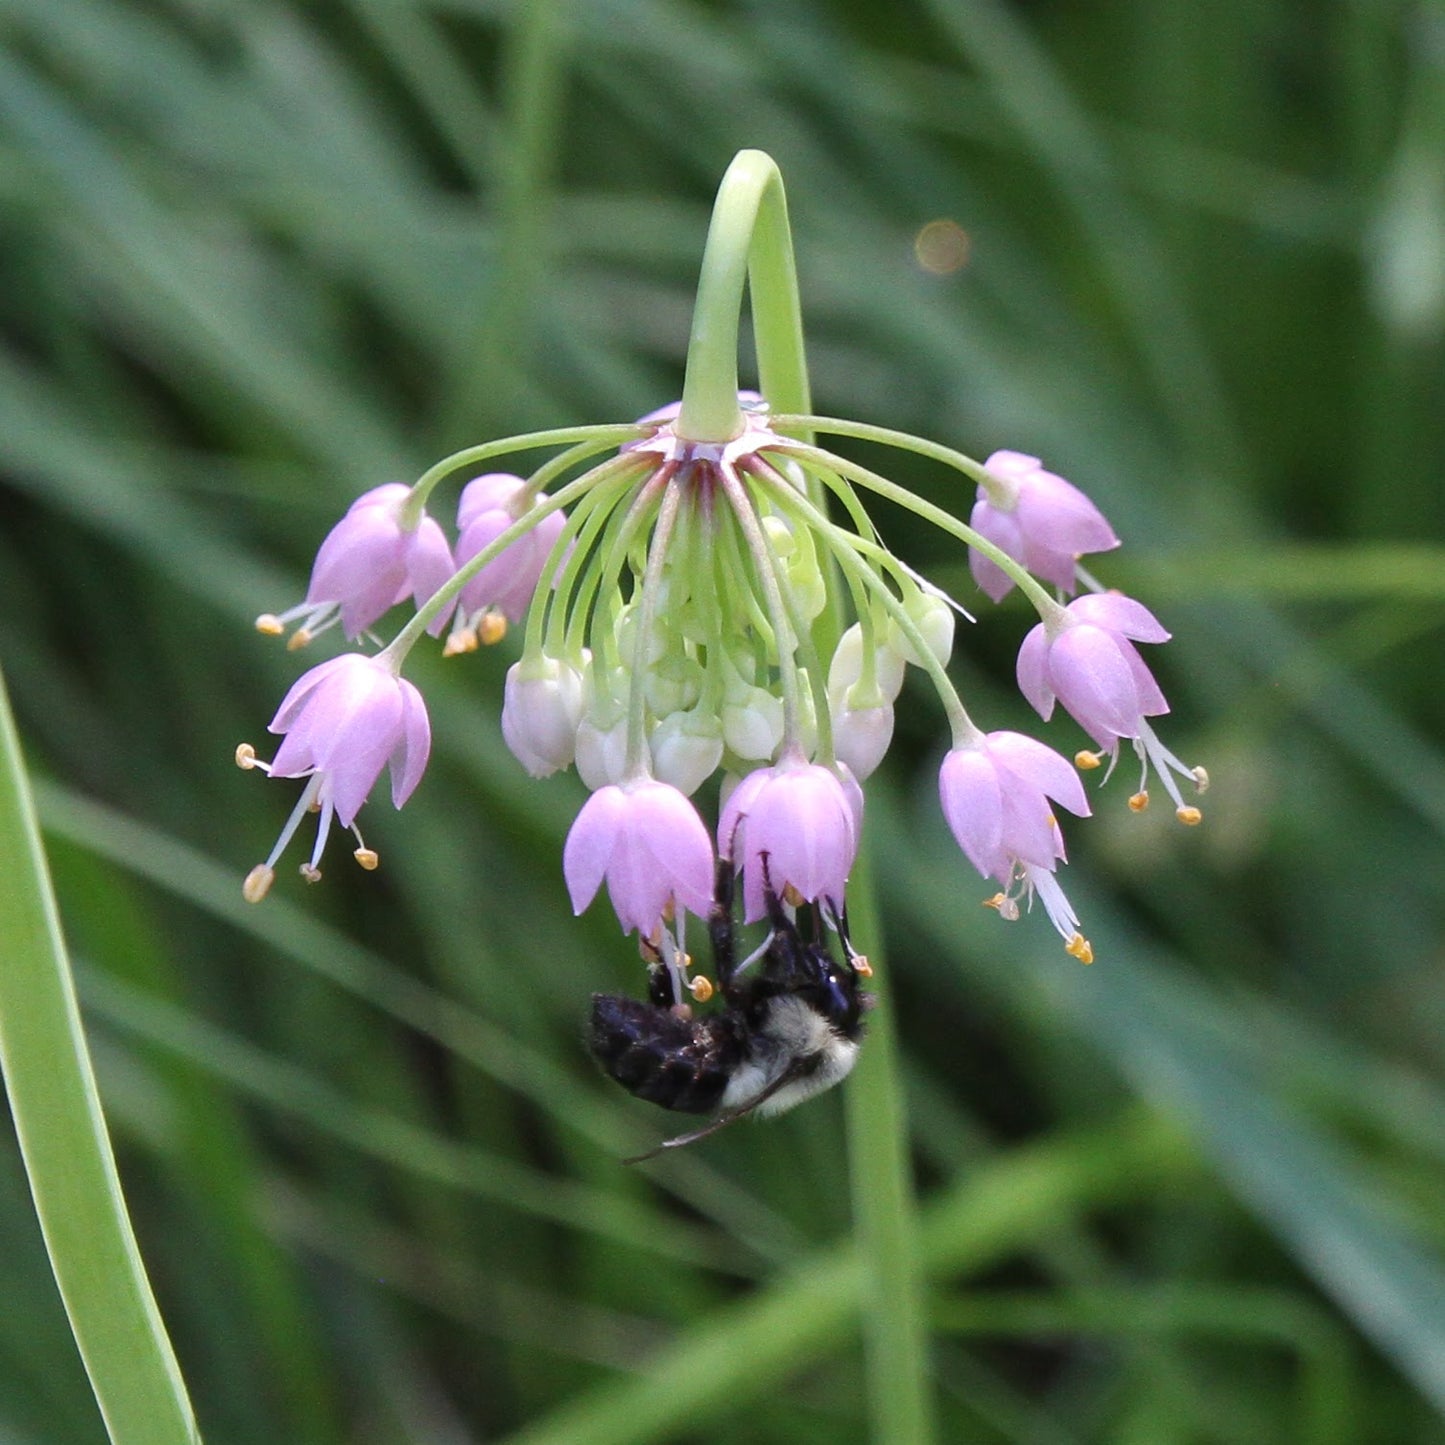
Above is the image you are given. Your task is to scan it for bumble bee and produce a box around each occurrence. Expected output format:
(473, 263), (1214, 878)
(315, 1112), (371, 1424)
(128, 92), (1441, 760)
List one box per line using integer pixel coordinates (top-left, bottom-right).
(589, 853), (870, 1159)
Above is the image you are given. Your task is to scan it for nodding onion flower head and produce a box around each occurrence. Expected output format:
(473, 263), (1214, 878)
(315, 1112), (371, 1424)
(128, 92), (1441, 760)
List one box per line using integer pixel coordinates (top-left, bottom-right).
(939, 730), (1093, 962)
(969, 450), (1119, 602)
(237, 652), (430, 901)
(564, 778), (715, 937)
(256, 484), (455, 647)
(244, 386), (1203, 962)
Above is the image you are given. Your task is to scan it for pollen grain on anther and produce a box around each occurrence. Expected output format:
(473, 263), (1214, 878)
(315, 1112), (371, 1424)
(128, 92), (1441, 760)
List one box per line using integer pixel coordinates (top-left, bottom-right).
(242, 864), (275, 903)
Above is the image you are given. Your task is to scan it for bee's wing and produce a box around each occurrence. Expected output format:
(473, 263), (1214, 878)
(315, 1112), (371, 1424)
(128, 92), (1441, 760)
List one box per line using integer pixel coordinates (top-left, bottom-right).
(622, 1066), (799, 1164)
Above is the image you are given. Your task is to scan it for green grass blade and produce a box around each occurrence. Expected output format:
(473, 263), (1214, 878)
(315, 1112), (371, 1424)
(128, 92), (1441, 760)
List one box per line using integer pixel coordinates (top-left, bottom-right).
(0, 664), (200, 1444)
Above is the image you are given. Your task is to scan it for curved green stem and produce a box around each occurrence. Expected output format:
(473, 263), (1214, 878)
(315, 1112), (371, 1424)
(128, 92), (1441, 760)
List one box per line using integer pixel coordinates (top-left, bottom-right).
(624, 478), (684, 779)
(696, 153), (935, 1440)
(678, 150), (812, 442)
(384, 453), (639, 665)
(402, 423), (640, 521)
(0, 665), (200, 1444)
(781, 440), (1063, 622)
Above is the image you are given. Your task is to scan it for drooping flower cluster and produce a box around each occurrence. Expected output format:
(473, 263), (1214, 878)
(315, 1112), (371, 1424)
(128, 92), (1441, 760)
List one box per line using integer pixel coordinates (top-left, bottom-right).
(239, 389), (1204, 977)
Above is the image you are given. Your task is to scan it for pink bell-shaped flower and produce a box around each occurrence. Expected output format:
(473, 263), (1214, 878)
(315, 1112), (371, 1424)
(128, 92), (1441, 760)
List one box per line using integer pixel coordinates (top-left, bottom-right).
(452, 473), (568, 632)
(261, 484), (456, 644)
(268, 653), (430, 821)
(939, 730), (1092, 959)
(719, 752), (859, 922)
(969, 451), (1118, 602)
(1016, 592), (1170, 749)
(240, 651), (431, 899)
(938, 730), (1089, 884)
(1019, 594), (1204, 825)
(564, 778), (715, 936)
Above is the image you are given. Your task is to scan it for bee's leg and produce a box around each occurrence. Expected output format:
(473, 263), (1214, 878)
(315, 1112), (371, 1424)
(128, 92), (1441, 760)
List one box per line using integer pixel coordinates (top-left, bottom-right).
(709, 850), (740, 993)
(819, 895), (869, 977)
(758, 851), (807, 944)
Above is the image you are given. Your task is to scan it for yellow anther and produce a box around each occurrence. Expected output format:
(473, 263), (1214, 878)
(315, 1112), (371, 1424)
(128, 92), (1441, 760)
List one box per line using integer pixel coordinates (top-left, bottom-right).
(997, 893), (1021, 920)
(1128, 791), (1150, 813)
(442, 629), (478, 658)
(1066, 932), (1094, 965)
(1075, 750), (1102, 771)
(689, 975), (714, 1003)
(299, 863), (322, 884)
(254, 613), (284, 636)
(783, 882), (806, 908)
(235, 743), (258, 770)
(286, 628), (313, 652)
(306, 798), (321, 814)
(1192, 766), (1210, 793)
(982, 892), (1005, 912)
(1175, 805), (1203, 827)
(242, 864), (275, 903)
(478, 612), (508, 646)
(354, 847), (380, 870)
(852, 955), (874, 978)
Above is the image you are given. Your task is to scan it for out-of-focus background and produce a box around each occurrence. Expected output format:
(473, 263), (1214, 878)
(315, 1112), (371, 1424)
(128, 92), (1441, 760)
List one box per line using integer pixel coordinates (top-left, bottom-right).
(3, 0), (1445, 1440)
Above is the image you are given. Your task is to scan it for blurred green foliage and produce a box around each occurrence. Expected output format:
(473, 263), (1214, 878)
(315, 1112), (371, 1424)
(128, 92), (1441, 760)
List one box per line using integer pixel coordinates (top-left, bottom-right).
(2, 0), (1445, 1440)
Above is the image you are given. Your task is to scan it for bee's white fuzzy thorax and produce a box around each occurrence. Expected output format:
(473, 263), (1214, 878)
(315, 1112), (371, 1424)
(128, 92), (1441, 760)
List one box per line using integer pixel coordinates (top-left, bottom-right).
(719, 995), (861, 1117)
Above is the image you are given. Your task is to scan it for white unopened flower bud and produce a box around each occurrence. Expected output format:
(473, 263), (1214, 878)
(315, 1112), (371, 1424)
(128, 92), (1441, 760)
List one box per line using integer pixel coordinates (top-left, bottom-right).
(643, 656), (702, 718)
(651, 712), (724, 796)
(613, 601), (666, 670)
(575, 714), (632, 790)
(890, 592), (955, 669)
(829, 693), (894, 781)
(501, 656), (584, 777)
(763, 515), (827, 623)
(722, 685), (785, 761)
(828, 622), (905, 702)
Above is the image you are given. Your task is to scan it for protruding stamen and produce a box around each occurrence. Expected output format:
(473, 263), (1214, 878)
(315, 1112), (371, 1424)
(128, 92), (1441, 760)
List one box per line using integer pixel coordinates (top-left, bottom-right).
(1075, 750), (1102, 771)
(242, 864), (275, 903)
(984, 891), (1020, 921)
(300, 863), (322, 884)
(1192, 766), (1210, 793)
(286, 628), (313, 652)
(1128, 791), (1149, 812)
(235, 743), (265, 771)
(689, 975), (714, 1003)
(442, 627), (478, 658)
(1066, 932), (1094, 964)
(354, 847), (380, 870)
(853, 955), (873, 978)
(1175, 805), (1202, 826)
(254, 614), (284, 636)
(478, 612), (508, 646)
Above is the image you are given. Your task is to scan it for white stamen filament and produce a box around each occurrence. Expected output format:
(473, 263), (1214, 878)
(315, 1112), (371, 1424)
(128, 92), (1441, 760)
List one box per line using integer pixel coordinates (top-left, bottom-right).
(263, 774), (324, 871)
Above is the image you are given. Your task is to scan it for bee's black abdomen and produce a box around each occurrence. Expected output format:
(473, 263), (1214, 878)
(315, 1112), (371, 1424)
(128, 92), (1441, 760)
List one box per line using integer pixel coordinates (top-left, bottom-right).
(589, 994), (745, 1114)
